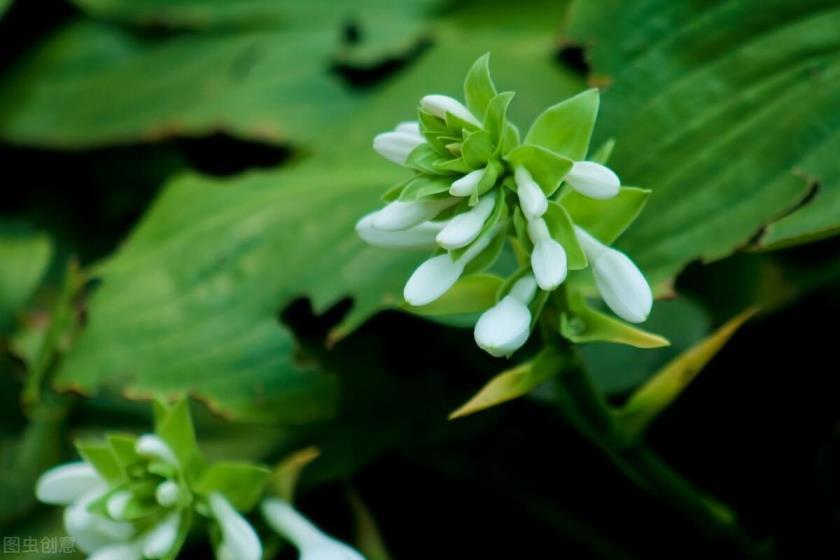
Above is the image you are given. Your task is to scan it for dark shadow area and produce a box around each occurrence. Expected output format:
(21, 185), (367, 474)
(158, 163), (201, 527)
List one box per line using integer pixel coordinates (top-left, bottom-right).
(556, 43), (591, 76)
(177, 133), (293, 177)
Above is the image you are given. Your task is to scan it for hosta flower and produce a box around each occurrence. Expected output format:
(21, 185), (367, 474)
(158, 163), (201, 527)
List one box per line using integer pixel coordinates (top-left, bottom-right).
(527, 218), (567, 291)
(36, 400), (268, 560)
(403, 227), (496, 306)
(436, 193), (495, 250)
(514, 166), (548, 220)
(450, 167), (484, 197)
(261, 498), (365, 560)
(355, 212), (443, 249)
(474, 274), (537, 357)
(575, 226), (652, 323)
(373, 125), (426, 165)
(358, 53), (658, 356)
(209, 492), (262, 560)
(565, 161), (620, 200)
(371, 199), (457, 232)
(421, 94), (481, 127)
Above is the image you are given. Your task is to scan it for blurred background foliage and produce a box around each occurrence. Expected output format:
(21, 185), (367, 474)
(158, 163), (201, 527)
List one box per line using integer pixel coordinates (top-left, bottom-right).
(0, 0), (838, 558)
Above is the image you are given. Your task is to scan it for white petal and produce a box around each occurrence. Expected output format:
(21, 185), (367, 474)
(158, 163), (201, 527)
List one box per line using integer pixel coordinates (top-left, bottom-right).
(394, 120), (421, 136)
(261, 498), (365, 560)
(436, 194), (495, 250)
(420, 94), (481, 127)
(155, 480), (181, 507)
(526, 217), (551, 244)
(372, 131), (426, 165)
(508, 274), (538, 304)
(449, 168), (483, 197)
(565, 161), (620, 200)
(136, 434), (178, 466)
(371, 199), (455, 232)
(356, 212), (442, 249)
(208, 492), (262, 560)
(474, 296), (532, 357)
(515, 167), (547, 220)
(531, 239), (567, 291)
(403, 254), (464, 306)
(36, 462), (104, 505)
(592, 250), (653, 323)
(88, 543), (143, 560)
(142, 511), (181, 559)
(106, 490), (132, 520)
(65, 491), (135, 554)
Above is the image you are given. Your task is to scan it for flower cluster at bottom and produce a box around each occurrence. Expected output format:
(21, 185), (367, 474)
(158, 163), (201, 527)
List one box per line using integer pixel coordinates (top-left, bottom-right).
(35, 400), (365, 560)
(358, 54), (658, 357)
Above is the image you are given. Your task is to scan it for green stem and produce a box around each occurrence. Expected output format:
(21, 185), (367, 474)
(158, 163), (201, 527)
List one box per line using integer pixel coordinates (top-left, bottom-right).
(551, 354), (766, 556)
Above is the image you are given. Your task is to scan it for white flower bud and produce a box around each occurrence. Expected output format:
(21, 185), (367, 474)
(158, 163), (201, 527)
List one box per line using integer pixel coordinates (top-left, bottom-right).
(473, 275), (537, 357)
(373, 131), (426, 165)
(155, 480), (181, 507)
(436, 194), (495, 250)
(420, 94), (481, 127)
(575, 226), (652, 323)
(106, 490), (133, 520)
(371, 198), (456, 232)
(449, 168), (484, 197)
(142, 511), (181, 559)
(355, 212), (442, 249)
(261, 498), (365, 560)
(136, 434), (178, 467)
(208, 492), (262, 560)
(565, 161), (620, 200)
(394, 120), (421, 136)
(514, 167), (547, 220)
(65, 491), (135, 554)
(527, 219), (567, 291)
(403, 227), (495, 306)
(36, 462), (104, 505)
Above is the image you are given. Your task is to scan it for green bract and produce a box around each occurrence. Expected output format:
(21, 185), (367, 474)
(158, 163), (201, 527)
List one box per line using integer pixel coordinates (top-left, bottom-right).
(359, 53), (668, 358)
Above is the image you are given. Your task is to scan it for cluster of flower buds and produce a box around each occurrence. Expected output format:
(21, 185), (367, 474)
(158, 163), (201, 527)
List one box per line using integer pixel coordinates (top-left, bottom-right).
(35, 400), (366, 560)
(357, 54), (655, 357)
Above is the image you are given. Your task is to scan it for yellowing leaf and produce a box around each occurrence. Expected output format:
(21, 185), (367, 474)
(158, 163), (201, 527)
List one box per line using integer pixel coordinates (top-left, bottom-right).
(616, 307), (759, 442)
(449, 347), (569, 419)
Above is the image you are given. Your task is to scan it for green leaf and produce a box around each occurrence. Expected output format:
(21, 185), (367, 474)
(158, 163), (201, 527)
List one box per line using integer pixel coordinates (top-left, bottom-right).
(404, 143), (449, 176)
(483, 91), (515, 143)
(524, 88), (599, 160)
(69, 0), (441, 29)
(398, 175), (451, 201)
(559, 187), (650, 244)
(0, 222), (52, 332)
(449, 347), (570, 419)
(560, 291), (669, 349)
(76, 441), (125, 485)
(406, 274), (503, 316)
(461, 129), (494, 168)
(615, 308), (758, 443)
(195, 461), (270, 511)
(153, 399), (203, 475)
(463, 52), (497, 120)
(0, 21), (356, 148)
(566, 0), (840, 280)
(505, 144), (574, 196)
(543, 202), (587, 269)
(107, 434), (141, 471)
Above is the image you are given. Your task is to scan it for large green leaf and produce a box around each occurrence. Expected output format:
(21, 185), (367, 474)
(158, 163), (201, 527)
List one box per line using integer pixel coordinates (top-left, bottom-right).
(565, 0), (840, 282)
(0, 222), (52, 332)
(69, 0), (441, 29)
(0, 22), (356, 148)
